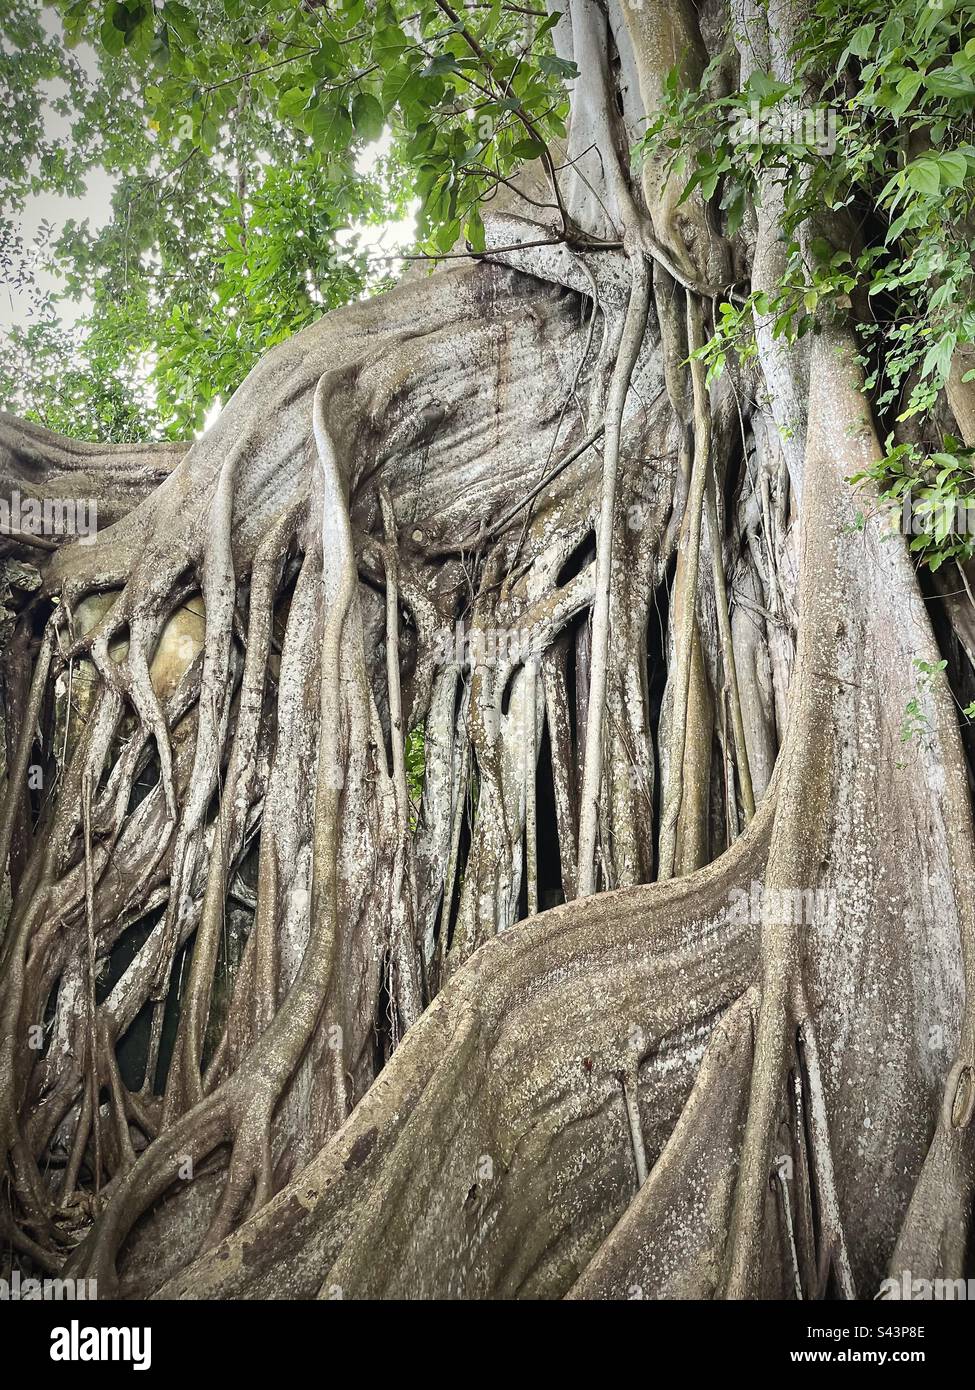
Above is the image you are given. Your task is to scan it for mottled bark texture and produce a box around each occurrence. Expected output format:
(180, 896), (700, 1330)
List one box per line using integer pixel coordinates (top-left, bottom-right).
(1, 0), (974, 1300)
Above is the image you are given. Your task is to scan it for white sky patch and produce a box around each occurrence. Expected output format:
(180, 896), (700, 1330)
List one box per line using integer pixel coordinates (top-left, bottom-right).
(1, 8), (112, 333)
(349, 128), (418, 272)
(3, 169), (117, 333)
(200, 397), (223, 435)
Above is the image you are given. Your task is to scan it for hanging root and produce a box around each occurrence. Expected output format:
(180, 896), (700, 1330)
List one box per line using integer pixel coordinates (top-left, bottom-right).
(577, 248), (651, 895)
(658, 291), (712, 880)
(1, 122), (971, 1303)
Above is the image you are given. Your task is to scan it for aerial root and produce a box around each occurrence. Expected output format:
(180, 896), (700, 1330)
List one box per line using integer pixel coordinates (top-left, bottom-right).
(719, 993), (857, 1300)
(705, 467), (755, 821)
(657, 290), (711, 882)
(165, 502), (301, 1116)
(379, 483), (422, 1034)
(619, 1064), (649, 1188)
(0, 446), (306, 1240)
(0, 622), (54, 904)
(577, 248), (651, 895)
(200, 1101), (274, 1253)
(797, 1019), (856, 1298)
(0, 248), (814, 1295)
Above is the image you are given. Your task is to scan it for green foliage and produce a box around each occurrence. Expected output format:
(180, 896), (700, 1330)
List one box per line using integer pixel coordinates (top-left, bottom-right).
(850, 434), (975, 571)
(0, 0), (574, 438)
(406, 724), (425, 825)
(901, 657), (946, 743)
(636, 0), (975, 566)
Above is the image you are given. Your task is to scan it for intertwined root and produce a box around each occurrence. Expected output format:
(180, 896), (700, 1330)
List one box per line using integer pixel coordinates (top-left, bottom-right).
(2, 259), (697, 1284)
(2, 251), (973, 1301)
(153, 322), (975, 1298)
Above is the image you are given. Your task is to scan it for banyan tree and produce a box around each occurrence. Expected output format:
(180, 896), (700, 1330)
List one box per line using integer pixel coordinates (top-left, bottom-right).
(1, 0), (974, 1300)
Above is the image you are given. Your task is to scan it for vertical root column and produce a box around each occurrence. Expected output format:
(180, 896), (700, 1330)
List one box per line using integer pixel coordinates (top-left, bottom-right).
(577, 251), (651, 896)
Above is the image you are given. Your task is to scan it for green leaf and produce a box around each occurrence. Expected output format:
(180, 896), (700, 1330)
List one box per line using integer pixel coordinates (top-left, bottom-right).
(100, 16), (126, 55)
(746, 70), (790, 101)
(924, 69), (975, 98)
(510, 137), (546, 160)
(905, 159), (941, 196)
(423, 54), (461, 77)
(921, 332), (956, 383)
(310, 101), (354, 150)
(311, 39), (343, 78)
(352, 92), (384, 142)
(277, 85), (312, 123)
(149, 25), (171, 71)
(879, 16), (904, 48)
(465, 207), (485, 253)
(725, 187), (746, 239)
(936, 152), (969, 187)
(848, 23), (876, 59)
(536, 55), (578, 80)
(889, 71), (922, 118)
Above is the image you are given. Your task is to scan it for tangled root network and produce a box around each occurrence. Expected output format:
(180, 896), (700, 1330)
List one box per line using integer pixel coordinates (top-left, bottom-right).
(1, 0), (974, 1303)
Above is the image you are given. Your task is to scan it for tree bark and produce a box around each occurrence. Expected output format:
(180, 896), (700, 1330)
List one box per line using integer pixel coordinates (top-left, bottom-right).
(0, 0), (972, 1302)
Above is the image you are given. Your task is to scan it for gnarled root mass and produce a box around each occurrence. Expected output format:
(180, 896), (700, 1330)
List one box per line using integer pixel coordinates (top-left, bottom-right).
(2, 0), (974, 1300)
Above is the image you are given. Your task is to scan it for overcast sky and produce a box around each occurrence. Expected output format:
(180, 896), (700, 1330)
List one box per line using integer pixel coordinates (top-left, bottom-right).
(2, 5), (114, 332)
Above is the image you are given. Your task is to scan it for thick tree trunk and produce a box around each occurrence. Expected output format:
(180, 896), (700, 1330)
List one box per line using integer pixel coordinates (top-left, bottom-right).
(1, 0), (973, 1300)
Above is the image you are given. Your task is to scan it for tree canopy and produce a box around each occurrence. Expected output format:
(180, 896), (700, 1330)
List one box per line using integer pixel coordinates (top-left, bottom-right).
(1, 0), (575, 436)
(5, 0), (975, 508)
